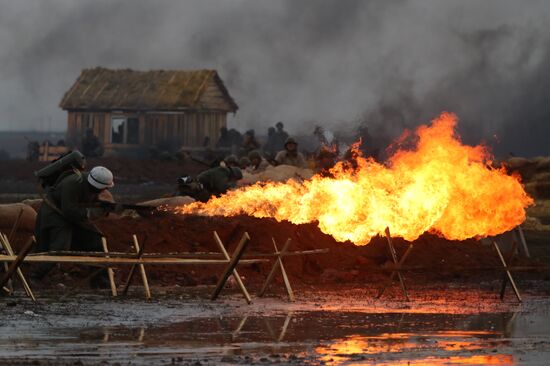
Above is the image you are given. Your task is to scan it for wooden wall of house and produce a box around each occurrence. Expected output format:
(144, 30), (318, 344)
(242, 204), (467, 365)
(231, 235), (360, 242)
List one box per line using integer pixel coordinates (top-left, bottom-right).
(143, 112), (226, 147)
(67, 111), (110, 147)
(67, 110), (227, 149)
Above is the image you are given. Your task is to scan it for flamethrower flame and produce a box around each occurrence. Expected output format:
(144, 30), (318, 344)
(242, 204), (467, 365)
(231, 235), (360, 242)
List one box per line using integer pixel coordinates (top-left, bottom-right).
(178, 112), (533, 245)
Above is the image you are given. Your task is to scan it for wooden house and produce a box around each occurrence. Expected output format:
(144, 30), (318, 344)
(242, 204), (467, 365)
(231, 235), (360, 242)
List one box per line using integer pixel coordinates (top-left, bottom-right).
(59, 67), (238, 156)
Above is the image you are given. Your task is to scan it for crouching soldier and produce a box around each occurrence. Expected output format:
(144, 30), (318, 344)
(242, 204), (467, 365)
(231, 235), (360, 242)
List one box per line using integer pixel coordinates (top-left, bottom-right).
(198, 166), (243, 199)
(33, 166), (119, 287)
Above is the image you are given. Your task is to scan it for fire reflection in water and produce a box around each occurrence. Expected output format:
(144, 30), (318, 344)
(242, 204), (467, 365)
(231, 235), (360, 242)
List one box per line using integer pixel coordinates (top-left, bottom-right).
(316, 331), (514, 365)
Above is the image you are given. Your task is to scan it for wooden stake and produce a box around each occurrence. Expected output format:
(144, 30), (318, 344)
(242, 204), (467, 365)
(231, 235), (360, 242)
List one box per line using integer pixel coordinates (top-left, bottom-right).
(274, 239), (295, 301)
(516, 226), (530, 258)
(500, 240), (517, 299)
(2, 209), (23, 294)
(211, 232), (250, 301)
(133, 235), (151, 299)
(0, 234), (35, 301)
(377, 227), (410, 301)
(493, 240), (522, 302)
(121, 236), (147, 296)
(101, 237), (117, 297)
(213, 231), (251, 304)
(259, 238), (293, 300)
(0, 237), (34, 291)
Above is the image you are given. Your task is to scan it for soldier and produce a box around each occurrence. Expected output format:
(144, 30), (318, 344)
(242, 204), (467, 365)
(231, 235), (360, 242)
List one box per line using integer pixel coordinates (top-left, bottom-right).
(222, 154), (239, 168)
(197, 166), (243, 198)
(215, 126), (232, 149)
(275, 137), (307, 168)
(82, 128), (103, 157)
(263, 127), (278, 158)
(248, 150), (270, 172)
(239, 156), (251, 170)
(240, 129), (260, 156)
(33, 166), (119, 286)
(274, 121), (289, 151)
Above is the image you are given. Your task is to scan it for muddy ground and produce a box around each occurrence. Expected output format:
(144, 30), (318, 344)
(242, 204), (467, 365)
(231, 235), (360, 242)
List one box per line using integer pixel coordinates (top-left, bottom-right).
(2, 283), (550, 365)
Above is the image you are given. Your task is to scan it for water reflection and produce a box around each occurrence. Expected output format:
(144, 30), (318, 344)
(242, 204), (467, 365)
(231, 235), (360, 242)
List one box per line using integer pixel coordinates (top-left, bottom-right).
(1, 310), (544, 365)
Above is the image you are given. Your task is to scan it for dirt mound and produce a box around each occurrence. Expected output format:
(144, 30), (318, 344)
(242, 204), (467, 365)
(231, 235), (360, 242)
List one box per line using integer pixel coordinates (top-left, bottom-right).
(89, 214), (524, 287)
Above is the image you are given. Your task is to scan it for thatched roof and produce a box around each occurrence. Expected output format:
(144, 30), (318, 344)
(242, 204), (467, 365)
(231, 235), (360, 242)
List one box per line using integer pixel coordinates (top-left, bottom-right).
(59, 67), (238, 112)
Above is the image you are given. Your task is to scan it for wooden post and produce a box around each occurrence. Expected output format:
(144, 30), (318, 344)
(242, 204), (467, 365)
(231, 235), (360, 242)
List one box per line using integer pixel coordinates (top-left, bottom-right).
(493, 240), (522, 302)
(101, 237), (118, 297)
(0, 234), (35, 301)
(258, 238), (293, 300)
(274, 240), (295, 301)
(133, 235), (151, 299)
(213, 231), (251, 304)
(211, 232), (250, 301)
(2, 209), (24, 294)
(0, 237), (34, 291)
(515, 226), (530, 258)
(500, 240), (518, 299)
(376, 227), (411, 301)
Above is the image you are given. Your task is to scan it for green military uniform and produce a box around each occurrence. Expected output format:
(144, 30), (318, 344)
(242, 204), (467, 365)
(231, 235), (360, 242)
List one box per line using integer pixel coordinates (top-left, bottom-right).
(197, 166), (241, 197)
(34, 170), (105, 277)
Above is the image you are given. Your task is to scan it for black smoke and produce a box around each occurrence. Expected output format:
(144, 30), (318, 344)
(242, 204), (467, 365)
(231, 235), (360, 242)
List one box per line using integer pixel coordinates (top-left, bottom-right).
(0, 0), (549, 157)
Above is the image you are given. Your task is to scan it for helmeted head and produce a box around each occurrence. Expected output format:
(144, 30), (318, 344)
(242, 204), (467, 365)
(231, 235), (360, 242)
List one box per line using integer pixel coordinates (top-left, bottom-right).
(239, 157), (251, 169)
(276, 121), (284, 130)
(284, 137), (298, 151)
(87, 166), (114, 190)
(223, 154), (239, 167)
(228, 166), (243, 180)
(248, 150), (262, 165)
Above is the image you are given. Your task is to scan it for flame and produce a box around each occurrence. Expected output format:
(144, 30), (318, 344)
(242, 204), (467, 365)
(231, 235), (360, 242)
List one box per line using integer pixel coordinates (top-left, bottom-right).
(178, 112), (533, 245)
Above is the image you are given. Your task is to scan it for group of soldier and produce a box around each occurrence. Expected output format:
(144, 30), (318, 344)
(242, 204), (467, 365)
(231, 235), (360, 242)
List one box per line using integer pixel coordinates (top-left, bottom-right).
(24, 120), (344, 288)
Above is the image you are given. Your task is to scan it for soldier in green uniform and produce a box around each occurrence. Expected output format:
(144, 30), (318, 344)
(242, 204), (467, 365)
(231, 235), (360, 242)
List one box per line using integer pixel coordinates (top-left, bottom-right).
(33, 166), (117, 285)
(197, 166), (243, 198)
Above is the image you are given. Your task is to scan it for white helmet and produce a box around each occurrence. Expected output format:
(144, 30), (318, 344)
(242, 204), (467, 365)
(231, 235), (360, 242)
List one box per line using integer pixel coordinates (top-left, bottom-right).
(87, 166), (114, 189)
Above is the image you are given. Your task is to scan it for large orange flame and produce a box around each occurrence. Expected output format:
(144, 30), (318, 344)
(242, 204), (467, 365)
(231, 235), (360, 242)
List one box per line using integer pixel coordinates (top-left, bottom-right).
(178, 112), (533, 245)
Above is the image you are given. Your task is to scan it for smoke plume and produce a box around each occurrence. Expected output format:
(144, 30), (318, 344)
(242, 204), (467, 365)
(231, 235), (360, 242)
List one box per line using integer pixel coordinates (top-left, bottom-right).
(0, 0), (549, 156)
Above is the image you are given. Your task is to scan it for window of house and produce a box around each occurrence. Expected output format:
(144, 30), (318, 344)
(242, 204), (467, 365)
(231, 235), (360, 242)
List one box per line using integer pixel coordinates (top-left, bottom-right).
(111, 116), (139, 144)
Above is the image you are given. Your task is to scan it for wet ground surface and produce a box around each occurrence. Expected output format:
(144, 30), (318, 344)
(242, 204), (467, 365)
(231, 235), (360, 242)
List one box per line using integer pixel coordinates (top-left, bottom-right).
(1, 283), (550, 365)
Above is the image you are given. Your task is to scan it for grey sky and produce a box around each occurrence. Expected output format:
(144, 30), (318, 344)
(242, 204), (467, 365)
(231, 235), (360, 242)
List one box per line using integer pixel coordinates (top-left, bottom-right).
(0, 0), (549, 156)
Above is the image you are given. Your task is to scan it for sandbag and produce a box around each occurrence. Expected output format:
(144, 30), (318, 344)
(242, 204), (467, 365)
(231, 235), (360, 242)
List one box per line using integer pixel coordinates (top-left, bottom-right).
(22, 198), (43, 213)
(0, 203), (37, 232)
(139, 196), (195, 208)
(505, 157), (530, 171)
(239, 165), (315, 185)
(536, 156), (550, 172)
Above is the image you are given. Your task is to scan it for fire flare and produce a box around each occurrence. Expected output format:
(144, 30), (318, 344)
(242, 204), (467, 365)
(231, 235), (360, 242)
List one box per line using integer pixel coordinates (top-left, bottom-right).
(178, 112), (533, 245)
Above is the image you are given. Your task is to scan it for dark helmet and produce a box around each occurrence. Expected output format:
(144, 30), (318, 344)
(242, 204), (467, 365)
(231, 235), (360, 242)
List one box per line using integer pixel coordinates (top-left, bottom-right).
(224, 154), (238, 166)
(248, 150), (262, 161)
(284, 137), (298, 147)
(276, 121), (284, 129)
(228, 166), (243, 180)
(239, 157), (251, 167)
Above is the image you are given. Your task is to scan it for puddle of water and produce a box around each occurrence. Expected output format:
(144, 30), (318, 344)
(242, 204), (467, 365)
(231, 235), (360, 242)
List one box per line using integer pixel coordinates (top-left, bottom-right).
(1, 310), (549, 365)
